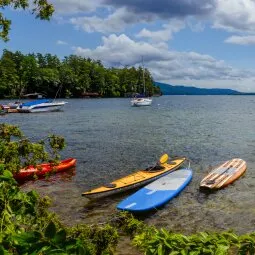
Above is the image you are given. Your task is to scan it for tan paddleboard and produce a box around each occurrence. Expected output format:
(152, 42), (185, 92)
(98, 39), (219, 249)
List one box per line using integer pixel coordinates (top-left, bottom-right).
(200, 158), (247, 189)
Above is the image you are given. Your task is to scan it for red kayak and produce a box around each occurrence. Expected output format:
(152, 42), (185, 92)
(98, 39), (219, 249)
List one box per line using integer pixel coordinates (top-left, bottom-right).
(14, 158), (77, 181)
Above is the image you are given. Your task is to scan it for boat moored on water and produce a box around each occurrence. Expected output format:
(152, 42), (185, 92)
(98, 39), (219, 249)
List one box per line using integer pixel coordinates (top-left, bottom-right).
(130, 58), (153, 107)
(131, 96), (152, 106)
(82, 154), (186, 199)
(17, 99), (68, 113)
(0, 104), (8, 115)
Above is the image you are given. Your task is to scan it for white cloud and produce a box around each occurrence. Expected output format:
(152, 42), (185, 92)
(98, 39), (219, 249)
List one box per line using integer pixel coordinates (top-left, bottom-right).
(44, 0), (255, 37)
(72, 34), (169, 65)
(136, 19), (185, 42)
(52, 0), (255, 44)
(70, 8), (131, 33)
(224, 35), (255, 45)
(51, 0), (103, 14)
(72, 34), (255, 91)
(187, 18), (206, 32)
(213, 0), (255, 33)
(70, 7), (157, 33)
(56, 40), (68, 45)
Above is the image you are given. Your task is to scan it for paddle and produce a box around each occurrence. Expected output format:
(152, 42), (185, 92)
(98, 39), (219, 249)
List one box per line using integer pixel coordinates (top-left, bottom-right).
(158, 153), (169, 165)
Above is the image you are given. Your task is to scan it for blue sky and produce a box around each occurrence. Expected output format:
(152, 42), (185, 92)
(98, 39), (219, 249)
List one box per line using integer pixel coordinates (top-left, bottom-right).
(2, 0), (255, 92)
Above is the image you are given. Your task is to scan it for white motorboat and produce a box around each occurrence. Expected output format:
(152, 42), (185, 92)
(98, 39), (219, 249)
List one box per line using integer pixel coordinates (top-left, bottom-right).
(17, 99), (68, 113)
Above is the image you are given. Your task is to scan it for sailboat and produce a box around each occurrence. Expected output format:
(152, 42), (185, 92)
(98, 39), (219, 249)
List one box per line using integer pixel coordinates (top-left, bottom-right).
(130, 94), (152, 106)
(131, 59), (152, 107)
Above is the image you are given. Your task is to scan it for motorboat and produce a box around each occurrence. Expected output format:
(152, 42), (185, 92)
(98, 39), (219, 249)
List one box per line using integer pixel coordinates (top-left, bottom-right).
(17, 99), (68, 113)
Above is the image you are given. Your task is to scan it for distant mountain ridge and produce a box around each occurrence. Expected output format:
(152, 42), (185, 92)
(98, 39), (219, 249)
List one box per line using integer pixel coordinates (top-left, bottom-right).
(155, 81), (255, 95)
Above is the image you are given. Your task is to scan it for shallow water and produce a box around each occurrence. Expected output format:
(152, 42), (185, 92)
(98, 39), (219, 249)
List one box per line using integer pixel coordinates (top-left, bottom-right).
(1, 96), (255, 235)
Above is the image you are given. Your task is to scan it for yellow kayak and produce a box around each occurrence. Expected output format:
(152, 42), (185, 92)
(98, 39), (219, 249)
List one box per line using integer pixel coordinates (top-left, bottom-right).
(82, 155), (186, 199)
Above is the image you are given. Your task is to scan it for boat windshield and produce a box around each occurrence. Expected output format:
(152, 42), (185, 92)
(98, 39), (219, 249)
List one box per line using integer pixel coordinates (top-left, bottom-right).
(21, 99), (51, 107)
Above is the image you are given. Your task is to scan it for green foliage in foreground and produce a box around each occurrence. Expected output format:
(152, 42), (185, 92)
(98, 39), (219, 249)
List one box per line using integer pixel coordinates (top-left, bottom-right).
(116, 212), (255, 255)
(0, 170), (118, 254)
(0, 124), (118, 254)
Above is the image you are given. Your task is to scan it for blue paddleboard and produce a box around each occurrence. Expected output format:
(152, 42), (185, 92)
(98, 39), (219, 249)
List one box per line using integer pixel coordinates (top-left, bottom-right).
(117, 168), (192, 212)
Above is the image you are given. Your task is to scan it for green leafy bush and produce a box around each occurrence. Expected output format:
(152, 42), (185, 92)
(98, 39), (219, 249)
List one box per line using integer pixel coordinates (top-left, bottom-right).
(132, 226), (255, 254)
(0, 124), (119, 254)
(0, 123), (66, 174)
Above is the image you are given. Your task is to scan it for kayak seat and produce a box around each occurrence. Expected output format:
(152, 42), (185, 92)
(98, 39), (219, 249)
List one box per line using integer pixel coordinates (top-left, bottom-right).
(104, 183), (117, 188)
(153, 165), (165, 170)
(145, 165), (165, 172)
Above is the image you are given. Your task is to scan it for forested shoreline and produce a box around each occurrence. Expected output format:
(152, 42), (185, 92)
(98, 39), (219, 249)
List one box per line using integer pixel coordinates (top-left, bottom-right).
(0, 49), (161, 99)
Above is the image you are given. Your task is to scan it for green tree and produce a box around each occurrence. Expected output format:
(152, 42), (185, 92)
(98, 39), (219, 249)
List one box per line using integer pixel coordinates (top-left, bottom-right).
(21, 53), (40, 94)
(0, 50), (159, 98)
(0, 49), (19, 97)
(0, 0), (54, 41)
(90, 64), (106, 95)
(105, 71), (120, 97)
(44, 53), (61, 69)
(38, 67), (60, 97)
(59, 63), (77, 98)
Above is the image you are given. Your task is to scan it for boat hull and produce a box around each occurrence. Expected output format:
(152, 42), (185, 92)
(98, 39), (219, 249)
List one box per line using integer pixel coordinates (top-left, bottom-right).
(17, 101), (67, 113)
(131, 98), (152, 106)
(0, 105), (8, 115)
(200, 158), (247, 189)
(13, 158), (76, 181)
(82, 157), (186, 199)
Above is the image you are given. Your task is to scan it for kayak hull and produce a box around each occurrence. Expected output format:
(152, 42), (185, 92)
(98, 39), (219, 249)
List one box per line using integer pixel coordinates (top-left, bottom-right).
(14, 158), (77, 181)
(82, 157), (186, 199)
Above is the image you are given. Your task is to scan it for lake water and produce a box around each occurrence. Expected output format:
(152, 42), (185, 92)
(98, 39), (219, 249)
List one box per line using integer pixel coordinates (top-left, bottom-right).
(1, 96), (255, 235)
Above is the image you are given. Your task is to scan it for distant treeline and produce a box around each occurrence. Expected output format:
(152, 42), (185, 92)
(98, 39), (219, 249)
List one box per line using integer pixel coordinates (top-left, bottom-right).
(0, 49), (161, 98)
(155, 81), (255, 95)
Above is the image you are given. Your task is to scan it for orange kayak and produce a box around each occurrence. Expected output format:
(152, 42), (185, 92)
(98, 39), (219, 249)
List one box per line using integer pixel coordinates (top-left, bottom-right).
(14, 158), (77, 181)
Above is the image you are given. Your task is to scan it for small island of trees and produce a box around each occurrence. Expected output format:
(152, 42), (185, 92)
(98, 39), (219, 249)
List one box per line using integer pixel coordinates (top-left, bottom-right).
(0, 50), (161, 99)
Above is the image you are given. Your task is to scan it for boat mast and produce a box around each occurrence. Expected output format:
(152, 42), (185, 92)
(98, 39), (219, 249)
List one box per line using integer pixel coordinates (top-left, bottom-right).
(142, 56), (145, 95)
